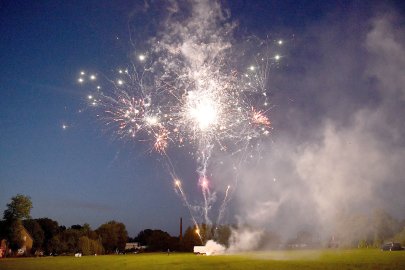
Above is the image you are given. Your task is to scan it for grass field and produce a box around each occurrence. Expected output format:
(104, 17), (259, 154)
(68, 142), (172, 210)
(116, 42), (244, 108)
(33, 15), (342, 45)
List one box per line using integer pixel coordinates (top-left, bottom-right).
(1, 249), (405, 270)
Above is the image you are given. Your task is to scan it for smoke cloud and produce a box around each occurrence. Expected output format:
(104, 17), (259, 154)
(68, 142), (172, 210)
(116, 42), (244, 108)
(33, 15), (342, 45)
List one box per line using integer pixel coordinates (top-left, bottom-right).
(232, 8), (405, 246)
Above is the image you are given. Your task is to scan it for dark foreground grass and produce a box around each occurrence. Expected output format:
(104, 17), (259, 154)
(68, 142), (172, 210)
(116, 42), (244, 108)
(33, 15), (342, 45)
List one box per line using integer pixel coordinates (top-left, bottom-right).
(1, 249), (405, 270)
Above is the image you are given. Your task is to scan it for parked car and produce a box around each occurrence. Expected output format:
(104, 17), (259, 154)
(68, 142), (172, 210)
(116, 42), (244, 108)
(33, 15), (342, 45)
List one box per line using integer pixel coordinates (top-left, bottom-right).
(381, 242), (404, 251)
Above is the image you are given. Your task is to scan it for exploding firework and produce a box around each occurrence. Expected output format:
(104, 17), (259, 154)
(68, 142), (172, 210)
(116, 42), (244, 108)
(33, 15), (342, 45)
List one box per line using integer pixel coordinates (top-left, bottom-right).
(78, 0), (284, 242)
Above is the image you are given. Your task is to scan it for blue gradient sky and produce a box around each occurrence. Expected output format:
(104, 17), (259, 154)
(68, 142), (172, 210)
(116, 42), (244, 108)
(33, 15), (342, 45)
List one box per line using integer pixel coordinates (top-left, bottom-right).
(1, 0), (404, 237)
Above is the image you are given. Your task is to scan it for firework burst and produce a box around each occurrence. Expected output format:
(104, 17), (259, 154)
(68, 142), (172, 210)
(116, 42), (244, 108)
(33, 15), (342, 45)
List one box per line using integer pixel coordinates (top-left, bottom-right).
(78, 0), (284, 241)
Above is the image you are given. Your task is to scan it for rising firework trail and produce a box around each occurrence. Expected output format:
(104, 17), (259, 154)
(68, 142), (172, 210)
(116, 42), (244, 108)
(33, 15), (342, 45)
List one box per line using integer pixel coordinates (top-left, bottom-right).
(174, 178), (203, 243)
(216, 185), (231, 227)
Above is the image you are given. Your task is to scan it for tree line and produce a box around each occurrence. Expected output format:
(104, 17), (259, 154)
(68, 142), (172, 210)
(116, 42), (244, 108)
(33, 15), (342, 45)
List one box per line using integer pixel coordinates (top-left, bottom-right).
(0, 194), (226, 256)
(0, 194), (131, 256)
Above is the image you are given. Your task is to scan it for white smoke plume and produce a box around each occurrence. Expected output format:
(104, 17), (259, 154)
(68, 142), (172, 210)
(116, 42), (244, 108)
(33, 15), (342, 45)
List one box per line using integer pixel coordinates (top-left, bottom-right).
(231, 8), (405, 245)
(227, 227), (264, 253)
(204, 239), (226, 255)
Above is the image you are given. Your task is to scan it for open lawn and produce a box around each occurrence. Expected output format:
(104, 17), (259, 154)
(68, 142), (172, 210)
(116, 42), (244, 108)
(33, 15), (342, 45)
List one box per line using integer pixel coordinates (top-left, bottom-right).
(1, 249), (405, 270)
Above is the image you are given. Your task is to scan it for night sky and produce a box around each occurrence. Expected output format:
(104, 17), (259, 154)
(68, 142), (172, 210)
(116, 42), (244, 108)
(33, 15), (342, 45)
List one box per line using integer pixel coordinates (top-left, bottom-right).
(1, 0), (405, 238)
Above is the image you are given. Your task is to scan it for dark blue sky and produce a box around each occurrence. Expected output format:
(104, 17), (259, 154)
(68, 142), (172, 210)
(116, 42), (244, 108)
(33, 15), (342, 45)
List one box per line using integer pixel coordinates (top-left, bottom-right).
(1, 0), (405, 238)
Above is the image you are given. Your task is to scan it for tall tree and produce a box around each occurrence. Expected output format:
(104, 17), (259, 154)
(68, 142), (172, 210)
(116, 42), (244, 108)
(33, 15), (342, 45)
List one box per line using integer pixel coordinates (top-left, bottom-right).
(59, 228), (81, 253)
(3, 194), (32, 221)
(3, 194), (33, 253)
(96, 221), (128, 253)
(78, 236), (104, 255)
(36, 218), (60, 253)
(146, 230), (171, 251)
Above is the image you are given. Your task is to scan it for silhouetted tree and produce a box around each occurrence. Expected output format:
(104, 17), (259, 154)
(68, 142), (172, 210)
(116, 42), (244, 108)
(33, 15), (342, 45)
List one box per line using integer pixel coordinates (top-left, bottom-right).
(70, 224), (83, 230)
(127, 236), (136, 243)
(47, 235), (63, 255)
(78, 236), (104, 255)
(146, 230), (171, 251)
(3, 194), (32, 221)
(134, 229), (180, 251)
(36, 218), (60, 253)
(59, 228), (82, 253)
(135, 229), (154, 246)
(96, 221), (128, 253)
(2, 194), (33, 253)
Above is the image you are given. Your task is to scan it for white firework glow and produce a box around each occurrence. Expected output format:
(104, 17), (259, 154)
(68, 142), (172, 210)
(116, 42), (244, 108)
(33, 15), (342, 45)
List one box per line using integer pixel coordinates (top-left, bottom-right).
(187, 91), (219, 131)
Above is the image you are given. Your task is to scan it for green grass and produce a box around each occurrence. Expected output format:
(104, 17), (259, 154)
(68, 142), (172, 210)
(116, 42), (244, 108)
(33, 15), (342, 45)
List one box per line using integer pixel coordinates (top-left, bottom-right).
(1, 249), (405, 270)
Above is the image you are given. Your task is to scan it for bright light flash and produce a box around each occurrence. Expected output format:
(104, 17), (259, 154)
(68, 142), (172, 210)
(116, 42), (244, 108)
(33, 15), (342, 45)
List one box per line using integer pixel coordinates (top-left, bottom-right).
(139, 54), (146, 61)
(145, 115), (159, 126)
(200, 178), (209, 189)
(78, 78), (84, 83)
(117, 80), (124, 85)
(192, 106), (216, 130)
(249, 66), (255, 71)
(90, 75), (96, 80)
(278, 40), (283, 45)
(188, 93), (218, 131)
(275, 54), (281, 60)
(88, 95), (93, 100)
